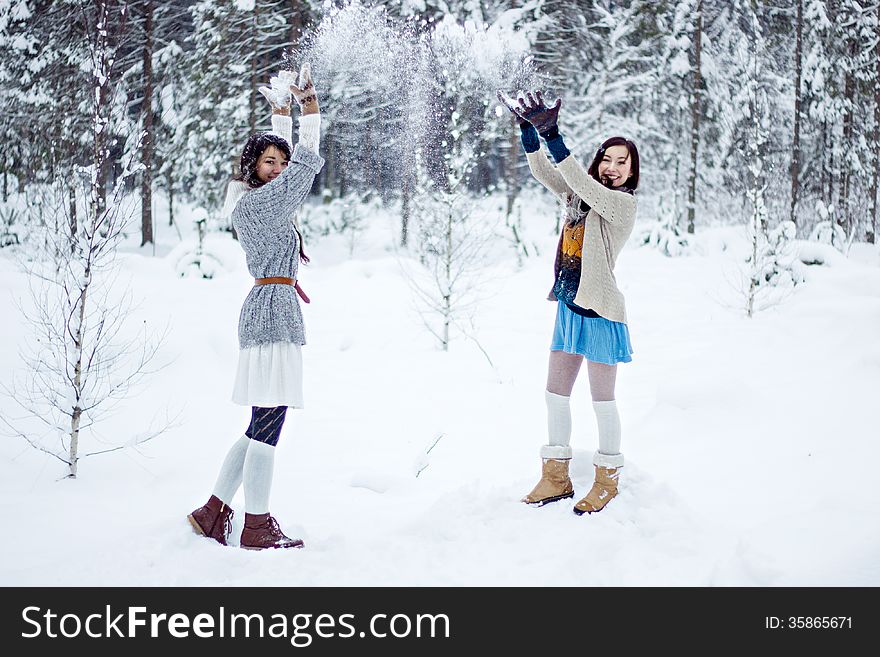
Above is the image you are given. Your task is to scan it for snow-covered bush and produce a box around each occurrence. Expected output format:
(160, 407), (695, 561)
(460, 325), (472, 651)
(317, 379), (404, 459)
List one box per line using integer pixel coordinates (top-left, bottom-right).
(637, 201), (690, 257)
(757, 220), (805, 287)
(808, 211), (847, 252)
(0, 204), (22, 247)
(745, 220), (805, 315)
(304, 194), (374, 256)
(319, 196), (372, 238)
(792, 239), (845, 267)
(175, 249), (223, 279)
(173, 217), (224, 279)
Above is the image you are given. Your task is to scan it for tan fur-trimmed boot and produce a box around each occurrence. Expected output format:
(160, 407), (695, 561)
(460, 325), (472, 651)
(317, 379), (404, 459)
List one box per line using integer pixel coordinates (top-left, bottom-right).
(522, 445), (574, 506)
(574, 460), (621, 515)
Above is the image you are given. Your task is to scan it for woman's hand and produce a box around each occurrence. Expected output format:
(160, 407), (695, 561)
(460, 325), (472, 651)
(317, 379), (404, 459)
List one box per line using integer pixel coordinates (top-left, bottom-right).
(514, 91), (562, 136)
(290, 62), (319, 116)
(497, 90), (528, 126)
(258, 71), (294, 116)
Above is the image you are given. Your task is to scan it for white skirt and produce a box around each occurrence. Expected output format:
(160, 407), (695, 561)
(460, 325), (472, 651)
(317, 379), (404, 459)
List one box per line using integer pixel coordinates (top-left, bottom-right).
(231, 341), (304, 408)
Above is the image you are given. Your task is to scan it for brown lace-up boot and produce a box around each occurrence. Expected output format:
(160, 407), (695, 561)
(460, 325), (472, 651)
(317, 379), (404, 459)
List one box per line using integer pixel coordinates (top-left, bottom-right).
(522, 458), (575, 506)
(188, 495), (234, 546)
(573, 466), (620, 515)
(240, 513), (304, 550)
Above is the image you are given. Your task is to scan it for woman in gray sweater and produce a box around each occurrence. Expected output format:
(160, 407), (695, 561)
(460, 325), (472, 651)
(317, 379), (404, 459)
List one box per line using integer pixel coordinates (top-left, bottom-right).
(499, 90), (639, 515)
(188, 64), (324, 550)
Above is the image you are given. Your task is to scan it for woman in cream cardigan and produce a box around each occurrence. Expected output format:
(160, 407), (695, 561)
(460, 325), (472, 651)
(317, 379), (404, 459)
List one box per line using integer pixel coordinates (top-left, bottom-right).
(499, 90), (640, 515)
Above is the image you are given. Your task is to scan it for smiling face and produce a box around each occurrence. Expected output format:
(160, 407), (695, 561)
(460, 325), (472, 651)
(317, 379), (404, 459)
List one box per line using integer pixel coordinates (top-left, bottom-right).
(255, 145), (288, 183)
(597, 145), (632, 187)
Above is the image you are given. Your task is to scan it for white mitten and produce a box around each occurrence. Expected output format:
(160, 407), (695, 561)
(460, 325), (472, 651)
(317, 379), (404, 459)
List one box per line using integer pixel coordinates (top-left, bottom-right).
(290, 62), (318, 114)
(258, 68), (298, 110)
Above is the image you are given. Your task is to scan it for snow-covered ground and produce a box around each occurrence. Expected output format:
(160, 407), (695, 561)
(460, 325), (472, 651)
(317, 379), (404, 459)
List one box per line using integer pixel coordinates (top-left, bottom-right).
(1, 190), (878, 586)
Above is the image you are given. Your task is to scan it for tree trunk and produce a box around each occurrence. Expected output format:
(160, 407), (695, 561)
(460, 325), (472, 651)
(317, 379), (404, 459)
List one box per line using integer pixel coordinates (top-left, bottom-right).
(95, 95), (108, 225)
(443, 205), (452, 352)
(339, 138), (348, 198)
(68, 184), (77, 249)
(401, 161), (411, 246)
(69, 405), (81, 478)
(674, 106), (684, 227)
(69, 281), (88, 479)
(288, 0), (303, 49)
(747, 215), (757, 318)
(789, 0), (803, 231)
(140, 0), (154, 247)
(505, 126), (519, 219)
(72, 0), (113, 477)
(248, 2), (259, 135)
(822, 120), (830, 204)
(92, 2), (110, 226)
(687, 0), (703, 235)
(505, 125), (527, 258)
(167, 168), (174, 227)
(839, 37), (856, 238)
(324, 136), (335, 199)
(869, 4), (880, 244)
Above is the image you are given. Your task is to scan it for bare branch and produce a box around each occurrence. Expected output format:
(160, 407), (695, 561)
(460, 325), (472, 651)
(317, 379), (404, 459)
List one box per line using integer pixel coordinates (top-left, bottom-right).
(0, 413), (70, 466)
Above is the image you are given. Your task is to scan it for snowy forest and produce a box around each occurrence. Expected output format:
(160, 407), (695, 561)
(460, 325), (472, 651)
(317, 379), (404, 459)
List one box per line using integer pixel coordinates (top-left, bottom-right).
(1, 0), (877, 249)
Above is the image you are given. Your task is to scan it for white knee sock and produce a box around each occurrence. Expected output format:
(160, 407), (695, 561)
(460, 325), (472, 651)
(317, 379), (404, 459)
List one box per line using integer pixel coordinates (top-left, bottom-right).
(243, 439), (276, 515)
(211, 435), (250, 504)
(541, 390), (573, 460)
(592, 400), (624, 468)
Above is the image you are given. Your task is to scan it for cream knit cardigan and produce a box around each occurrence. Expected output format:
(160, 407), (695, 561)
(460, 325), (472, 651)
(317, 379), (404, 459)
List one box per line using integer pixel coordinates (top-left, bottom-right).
(526, 149), (637, 324)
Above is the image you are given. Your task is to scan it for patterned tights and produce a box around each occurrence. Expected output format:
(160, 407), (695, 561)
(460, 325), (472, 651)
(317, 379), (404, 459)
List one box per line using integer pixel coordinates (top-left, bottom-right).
(245, 406), (288, 446)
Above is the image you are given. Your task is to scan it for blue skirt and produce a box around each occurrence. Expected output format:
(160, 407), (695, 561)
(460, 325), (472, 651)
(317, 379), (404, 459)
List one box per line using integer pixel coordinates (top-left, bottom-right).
(550, 301), (633, 365)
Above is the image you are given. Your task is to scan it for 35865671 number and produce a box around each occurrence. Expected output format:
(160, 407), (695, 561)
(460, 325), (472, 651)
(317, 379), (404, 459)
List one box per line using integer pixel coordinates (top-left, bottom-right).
(786, 617), (851, 629)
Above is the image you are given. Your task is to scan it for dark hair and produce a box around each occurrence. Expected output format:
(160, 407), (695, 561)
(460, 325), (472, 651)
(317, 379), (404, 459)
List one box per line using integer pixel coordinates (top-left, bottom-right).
(236, 132), (291, 189)
(235, 132), (309, 264)
(586, 136), (640, 191)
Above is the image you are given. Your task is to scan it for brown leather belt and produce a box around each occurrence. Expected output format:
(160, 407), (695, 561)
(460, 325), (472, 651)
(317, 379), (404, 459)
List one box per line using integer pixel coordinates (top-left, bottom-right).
(254, 276), (310, 303)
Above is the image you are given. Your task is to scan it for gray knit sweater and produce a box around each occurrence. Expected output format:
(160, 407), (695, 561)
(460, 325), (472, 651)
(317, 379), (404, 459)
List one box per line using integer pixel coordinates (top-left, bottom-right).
(231, 115), (324, 349)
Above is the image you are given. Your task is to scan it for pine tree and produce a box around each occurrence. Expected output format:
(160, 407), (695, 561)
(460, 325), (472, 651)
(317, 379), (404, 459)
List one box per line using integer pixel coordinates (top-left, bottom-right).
(0, 1), (103, 195)
(180, 0), (300, 222)
(139, 0), (156, 245)
(686, 0), (703, 235)
(844, 1), (878, 244)
(114, 1), (196, 243)
(642, 0), (702, 237)
(542, 1), (654, 155)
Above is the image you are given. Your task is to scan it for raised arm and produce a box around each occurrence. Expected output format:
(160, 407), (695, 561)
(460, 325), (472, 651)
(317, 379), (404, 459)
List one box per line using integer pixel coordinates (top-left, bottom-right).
(243, 63), (324, 225)
(526, 145), (572, 200)
(498, 90), (570, 201)
(512, 89), (636, 225)
(259, 63), (321, 155)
